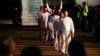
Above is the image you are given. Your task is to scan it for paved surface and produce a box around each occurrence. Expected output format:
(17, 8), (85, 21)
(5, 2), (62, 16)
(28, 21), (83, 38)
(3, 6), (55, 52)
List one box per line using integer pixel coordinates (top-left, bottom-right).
(0, 26), (100, 56)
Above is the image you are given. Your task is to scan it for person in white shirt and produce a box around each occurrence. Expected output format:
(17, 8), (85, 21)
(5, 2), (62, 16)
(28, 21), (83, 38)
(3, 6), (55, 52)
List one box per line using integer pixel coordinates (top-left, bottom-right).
(36, 6), (44, 40)
(48, 8), (61, 48)
(40, 7), (50, 42)
(53, 10), (61, 51)
(59, 11), (75, 56)
(36, 6), (44, 20)
(48, 12), (55, 46)
(45, 0), (63, 45)
(53, 12), (64, 53)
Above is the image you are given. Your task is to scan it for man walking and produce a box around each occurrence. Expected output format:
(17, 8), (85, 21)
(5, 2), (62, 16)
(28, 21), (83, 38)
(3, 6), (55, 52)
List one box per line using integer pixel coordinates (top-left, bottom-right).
(59, 11), (75, 56)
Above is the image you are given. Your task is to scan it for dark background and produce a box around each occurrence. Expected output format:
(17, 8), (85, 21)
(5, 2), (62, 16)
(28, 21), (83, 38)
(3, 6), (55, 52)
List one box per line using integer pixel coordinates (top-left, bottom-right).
(0, 0), (22, 17)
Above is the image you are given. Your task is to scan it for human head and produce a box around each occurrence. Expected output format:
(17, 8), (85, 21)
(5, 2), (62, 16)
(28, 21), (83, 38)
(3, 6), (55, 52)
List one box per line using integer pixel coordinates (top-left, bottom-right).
(82, 2), (87, 6)
(58, 9), (61, 13)
(60, 11), (64, 18)
(51, 9), (55, 15)
(43, 7), (48, 13)
(0, 37), (16, 56)
(68, 39), (86, 56)
(21, 46), (42, 56)
(40, 6), (44, 11)
(64, 10), (69, 17)
(40, 6), (43, 9)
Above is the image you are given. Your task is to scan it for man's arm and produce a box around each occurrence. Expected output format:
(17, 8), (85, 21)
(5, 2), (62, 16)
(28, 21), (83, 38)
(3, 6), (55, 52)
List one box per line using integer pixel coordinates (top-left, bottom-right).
(70, 18), (75, 39)
(45, 0), (52, 12)
(59, 0), (63, 10)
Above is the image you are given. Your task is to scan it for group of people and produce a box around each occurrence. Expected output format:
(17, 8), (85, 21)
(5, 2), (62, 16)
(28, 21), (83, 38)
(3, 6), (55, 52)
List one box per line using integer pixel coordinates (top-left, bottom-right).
(0, 37), (85, 56)
(71, 2), (89, 31)
(72, 2), (100, 33)
(37, 0), (75, 56)
(0, 37), (42, 56)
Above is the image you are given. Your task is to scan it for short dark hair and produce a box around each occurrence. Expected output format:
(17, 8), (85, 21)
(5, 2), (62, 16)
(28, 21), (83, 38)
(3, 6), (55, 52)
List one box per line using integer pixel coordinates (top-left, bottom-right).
(21, 46), (42, 56)
(68, 39), (86, 56)
(0, 37), (14, 55)
(83, 2), (86, 5)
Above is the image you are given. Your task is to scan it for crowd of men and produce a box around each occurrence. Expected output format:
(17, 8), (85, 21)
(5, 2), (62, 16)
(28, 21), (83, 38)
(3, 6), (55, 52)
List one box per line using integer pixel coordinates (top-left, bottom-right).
(37, 0), (100, 55)
(0, 0), (99, 56)
(37, 0), (75, 56)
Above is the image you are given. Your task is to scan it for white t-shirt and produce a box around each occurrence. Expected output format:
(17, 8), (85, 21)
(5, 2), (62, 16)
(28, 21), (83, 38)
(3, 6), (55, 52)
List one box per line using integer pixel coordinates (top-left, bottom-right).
(48, 15), (55, 31)
(53, 15), (60, 31)
(36, 11), (43, 19)
(59, 17), (75, 34)
(41, 12), (50, 28)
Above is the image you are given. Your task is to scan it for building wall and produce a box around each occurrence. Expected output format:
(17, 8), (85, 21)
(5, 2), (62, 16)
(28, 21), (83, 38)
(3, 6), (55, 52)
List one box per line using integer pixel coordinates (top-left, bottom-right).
(43, 0), (100, 6)
(75, 0), (100, 6)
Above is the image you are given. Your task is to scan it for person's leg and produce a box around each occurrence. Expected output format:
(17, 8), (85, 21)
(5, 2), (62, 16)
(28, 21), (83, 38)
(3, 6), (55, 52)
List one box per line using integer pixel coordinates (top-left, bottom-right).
(58, 32), (62, 53)
(41, 28), (45, 41)
(50, 31), (55, 47)
(45, 29), (49, 42)
(61, 32), (67, 55)
(54, 31), (59, 51)
(65, 33), (71, 55)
